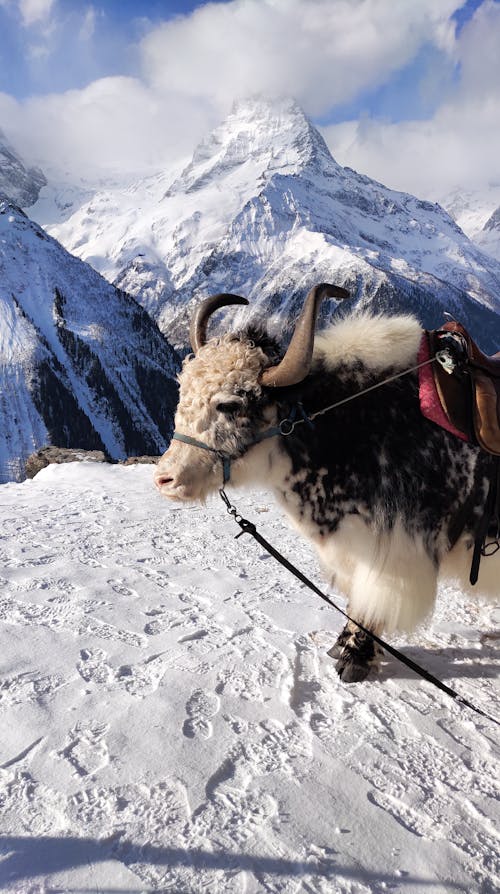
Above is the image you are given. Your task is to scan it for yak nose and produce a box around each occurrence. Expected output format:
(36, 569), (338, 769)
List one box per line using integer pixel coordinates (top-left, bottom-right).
(154, 470), (175, 489)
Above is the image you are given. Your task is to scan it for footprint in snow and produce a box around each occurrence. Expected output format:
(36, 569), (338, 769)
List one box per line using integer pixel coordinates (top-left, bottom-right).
(183, 688), (220, 739)
(58, 720), (110, 776)
(0, 671), (65, 707)
(77, 648), (114, 684)
(107, 578), (138, 599)
(115, 653), (170, 696)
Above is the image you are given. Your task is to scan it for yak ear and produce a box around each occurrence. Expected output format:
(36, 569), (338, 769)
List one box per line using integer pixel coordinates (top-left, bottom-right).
(190, 294), (248, 353)
(243, 326), (282, 361)
(260, 283), (349, 388)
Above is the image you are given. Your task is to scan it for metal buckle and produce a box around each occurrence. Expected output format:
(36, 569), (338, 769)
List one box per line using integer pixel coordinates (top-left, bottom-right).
(279, 418), (296, 436)
(436, 348), (456, 375)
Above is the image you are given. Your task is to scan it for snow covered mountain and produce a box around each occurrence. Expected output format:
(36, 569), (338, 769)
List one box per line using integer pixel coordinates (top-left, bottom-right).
(35, 98), (500, 351)
(475, 204), (500, 263)
(0, 200), (179, 483)
(440, 184), (500, 264)
(0, 129), (47, 207)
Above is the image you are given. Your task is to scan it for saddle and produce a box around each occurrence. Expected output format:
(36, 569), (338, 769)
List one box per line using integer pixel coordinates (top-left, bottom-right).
(420, 321), (500, 584)
(426, 321), (500, 455)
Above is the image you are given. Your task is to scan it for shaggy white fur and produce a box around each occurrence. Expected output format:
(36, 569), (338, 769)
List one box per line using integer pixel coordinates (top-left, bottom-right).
(313, 312), (423, 373)
(301, 513), (438, 634)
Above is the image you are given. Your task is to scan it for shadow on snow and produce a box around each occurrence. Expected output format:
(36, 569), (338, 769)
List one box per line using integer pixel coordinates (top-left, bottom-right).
(0, 834), (469, 891)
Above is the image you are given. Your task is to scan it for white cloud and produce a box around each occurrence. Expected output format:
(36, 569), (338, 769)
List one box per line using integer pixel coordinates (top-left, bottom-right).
(19, 0), (54, 27)
(140, 0), (460, 117)
(321, 0), (500, 199)
(0, 77), (218, 179)
(26, 40), (51, 60)
(79, 5), (97, 42)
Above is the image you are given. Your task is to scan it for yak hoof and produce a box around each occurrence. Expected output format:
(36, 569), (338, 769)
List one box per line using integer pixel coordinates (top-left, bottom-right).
(335, 653), (372, 683)
(327, 626), (351, 660)
(332, 627), (382, 684)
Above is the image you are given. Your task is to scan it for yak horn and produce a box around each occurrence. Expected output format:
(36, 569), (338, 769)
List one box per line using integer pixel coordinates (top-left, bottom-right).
(260, 283), (350, 388)
(190, 293), (249, 353)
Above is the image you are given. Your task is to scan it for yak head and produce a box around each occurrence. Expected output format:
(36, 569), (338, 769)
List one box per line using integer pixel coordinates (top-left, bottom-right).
(154, 283), (348, 502)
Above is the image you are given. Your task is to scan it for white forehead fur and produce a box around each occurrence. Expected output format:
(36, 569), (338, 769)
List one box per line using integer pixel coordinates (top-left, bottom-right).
(177, 335), (267, 425)
(313, 312), (422, 372)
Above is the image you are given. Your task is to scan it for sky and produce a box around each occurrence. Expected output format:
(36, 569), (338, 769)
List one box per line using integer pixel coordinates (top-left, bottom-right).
(0, 0), (499, 200)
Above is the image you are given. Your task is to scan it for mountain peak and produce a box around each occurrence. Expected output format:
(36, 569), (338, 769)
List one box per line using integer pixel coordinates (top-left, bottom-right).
(168, 95), (337, 196)
(227, 95), (315, 141)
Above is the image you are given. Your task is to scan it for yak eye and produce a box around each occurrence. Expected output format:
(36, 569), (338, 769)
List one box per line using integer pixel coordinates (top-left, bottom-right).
(216, 400), (243, 415)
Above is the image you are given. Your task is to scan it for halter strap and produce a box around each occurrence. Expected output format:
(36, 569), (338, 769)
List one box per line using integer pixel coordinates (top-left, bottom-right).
(172, 407), (303, 486)
(172, 432), (233, 484)
(172, 425), (284, 485)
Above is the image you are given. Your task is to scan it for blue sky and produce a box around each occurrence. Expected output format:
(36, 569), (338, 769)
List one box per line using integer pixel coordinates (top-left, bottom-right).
(0, 2), (212, 98)
(0, 0), (499, 197)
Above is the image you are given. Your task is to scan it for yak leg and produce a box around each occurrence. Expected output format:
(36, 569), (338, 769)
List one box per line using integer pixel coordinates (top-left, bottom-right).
(327, 620), (383, 683)
(319, 518), (437, 683)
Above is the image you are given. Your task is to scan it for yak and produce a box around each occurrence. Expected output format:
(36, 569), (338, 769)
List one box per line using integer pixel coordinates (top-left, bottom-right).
(154, 284), (498, 682)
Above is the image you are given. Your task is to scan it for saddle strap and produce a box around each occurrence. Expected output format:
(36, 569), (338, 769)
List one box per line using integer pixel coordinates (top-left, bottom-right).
(473, 371), (500, 454)
(470, 457), (500, 585)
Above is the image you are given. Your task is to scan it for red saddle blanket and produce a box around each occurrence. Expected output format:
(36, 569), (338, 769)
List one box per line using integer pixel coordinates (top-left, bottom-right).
(418, 333), (469, 442)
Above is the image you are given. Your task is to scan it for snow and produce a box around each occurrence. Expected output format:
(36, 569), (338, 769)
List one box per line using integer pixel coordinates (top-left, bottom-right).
(439, 185), (500, 242)
(439, 185), (500, 264)
(0, 131), (46, 209)
(0, 462), (498, 893)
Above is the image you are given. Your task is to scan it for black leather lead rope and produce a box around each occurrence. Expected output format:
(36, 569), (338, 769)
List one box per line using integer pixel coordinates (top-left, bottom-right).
(219, 488), (500, 729)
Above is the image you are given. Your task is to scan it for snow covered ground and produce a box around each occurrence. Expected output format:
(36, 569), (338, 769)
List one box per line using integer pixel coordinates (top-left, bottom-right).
(0, 463), (498, 894)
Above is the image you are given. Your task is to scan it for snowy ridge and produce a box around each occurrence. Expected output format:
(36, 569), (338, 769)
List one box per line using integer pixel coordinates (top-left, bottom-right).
(440, 184), (500, 264)
(34, 98), (500, 350)
(476, 203), (500, 263)
(0, 200), (179, 482)
(0, 462), (498, 892)
(0, 129), (46, 207)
